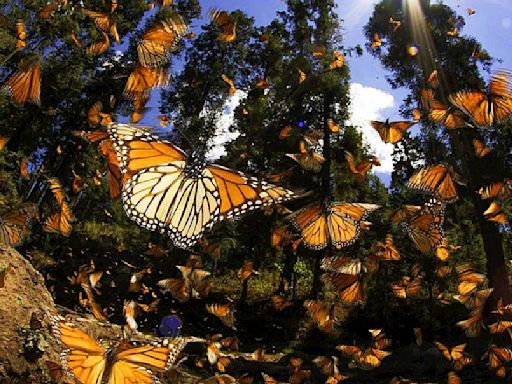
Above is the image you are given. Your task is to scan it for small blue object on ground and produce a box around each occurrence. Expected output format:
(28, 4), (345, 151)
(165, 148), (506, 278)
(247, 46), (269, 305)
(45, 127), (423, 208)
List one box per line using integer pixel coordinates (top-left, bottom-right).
(157, 314), (182, 337)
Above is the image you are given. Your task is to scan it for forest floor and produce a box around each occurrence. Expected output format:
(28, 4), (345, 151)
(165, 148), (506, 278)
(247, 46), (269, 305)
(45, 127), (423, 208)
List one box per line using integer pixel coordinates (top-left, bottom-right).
(0, 247), (505, 384)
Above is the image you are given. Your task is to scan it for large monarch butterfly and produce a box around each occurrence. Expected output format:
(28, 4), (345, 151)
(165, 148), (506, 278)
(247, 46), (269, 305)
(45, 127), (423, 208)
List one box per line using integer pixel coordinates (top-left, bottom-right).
(209, 9), (236, 43)
(50, 315), (195, 384)
(407, 164), (463, 203)
(401, 199), (445, 254)
(370, 119), (416, 143)
(288, 201), (380, 250)
(82, 9), (119, 43)
(137, 14), (187, 67)
(449, 70), (512, 127)
(108, 124), (295, 249)
(123, 66), (169, 100)
(1, 62), (40, 105)
(0, 205), (37, 246)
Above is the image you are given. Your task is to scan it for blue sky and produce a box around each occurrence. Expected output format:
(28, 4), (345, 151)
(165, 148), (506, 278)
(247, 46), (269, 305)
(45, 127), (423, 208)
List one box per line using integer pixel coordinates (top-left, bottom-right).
(133, 0), (512, 181)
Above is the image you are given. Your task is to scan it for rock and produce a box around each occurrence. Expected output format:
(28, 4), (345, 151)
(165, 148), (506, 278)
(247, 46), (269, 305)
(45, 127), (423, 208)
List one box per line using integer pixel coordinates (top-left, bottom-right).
(0, 246), (59, 383)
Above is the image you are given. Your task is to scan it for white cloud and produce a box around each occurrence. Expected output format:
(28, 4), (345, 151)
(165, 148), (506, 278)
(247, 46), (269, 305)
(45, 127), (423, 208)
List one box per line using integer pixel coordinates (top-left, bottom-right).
(206, 90), (247, 160)
(347, 82), (395, 174)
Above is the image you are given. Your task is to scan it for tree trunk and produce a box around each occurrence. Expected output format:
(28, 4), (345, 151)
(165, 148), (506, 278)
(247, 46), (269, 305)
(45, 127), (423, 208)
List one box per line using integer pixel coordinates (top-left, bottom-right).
(310, 255), (322, 299)
(278, 246), (297, 296)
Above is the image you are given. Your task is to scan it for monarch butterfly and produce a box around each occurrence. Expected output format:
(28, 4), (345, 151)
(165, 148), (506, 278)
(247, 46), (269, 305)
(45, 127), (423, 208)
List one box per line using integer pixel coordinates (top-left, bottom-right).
(83, 9), (119, 43)
(0, 205), (37, 246)
(483, 201), (508, 224)
(110, 0), (118, 12)
(370, 119), (416, 143)
(391, 275), (423, 299)
(433, 342), (469, 365)
(206, 303), (236, 329)
(50, 315), (195, 384)
(427, 69), (439, 89)
(43, 178), (73, 236)
(449, 70), (512, 127)
(303, 300), (337, 333)
(15, 19), (26, 50)
(278, 125), (292, 139)
(389, 204), (422, 223)
(271, 225), (294, 249)
(456, 307), (484, 337)
(401, 199), (445, 254)
(321, 256), (366, 275)
(427, 98), (466, 129)
(37, 2), (58, 19)
(329, 51), (344, 69)
(322, 272), (366, 305)
(73, 131), (123, 199)
(289, 201), (380, 250)
(337, 342), (391, 370)
(0, 137), (9, 151)
(435, 237), (460, 261)
(389, 17), (401, 32)
(374, 234), (400, 261)
(312, 45), (325, 58)
(327, 119), (340, 134)
(108, 124), (295, 249)
(455, 262), (486, 303)
(484, 346), (512, 378)
(1, 62), (41, 105)
(370, 33), (381, 49)
(209, 9), (236, 43)
(313, 356), (340, 378)
(478, 179), (512, 200)
(303, 129), (324, 146)
(407, 164), (462, 203)
(492, 298), (512, 316)
(86, 32), (109, 55)
(20, 158), (29, 179)
(156, 115), (170, 127)
(87, 101), (111, 127)
(489, 320), (512, 334)
(447, 28), (458, 37)
(421, 88), (434, 111)
(412, 108), (421, 121)
(472, 138), (491, 157)
(137, 14), (187, 67)
(298, 68), (306, 84)
(123, 66), (169, 100)
(221, 74), (236, 96)
(255, 78), (267, 89)
(237, 260), (259, 280)
(271, 295), (293, 311)
(158, 276), (190, 302)
(467, 8), (476, 16)
(344, 150), (381, 183)
(131, 94), (150, 123)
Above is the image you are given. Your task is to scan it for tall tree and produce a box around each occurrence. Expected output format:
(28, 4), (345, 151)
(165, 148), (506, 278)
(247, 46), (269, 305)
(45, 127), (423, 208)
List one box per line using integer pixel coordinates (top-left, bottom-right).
(365, 0), (511, 302)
